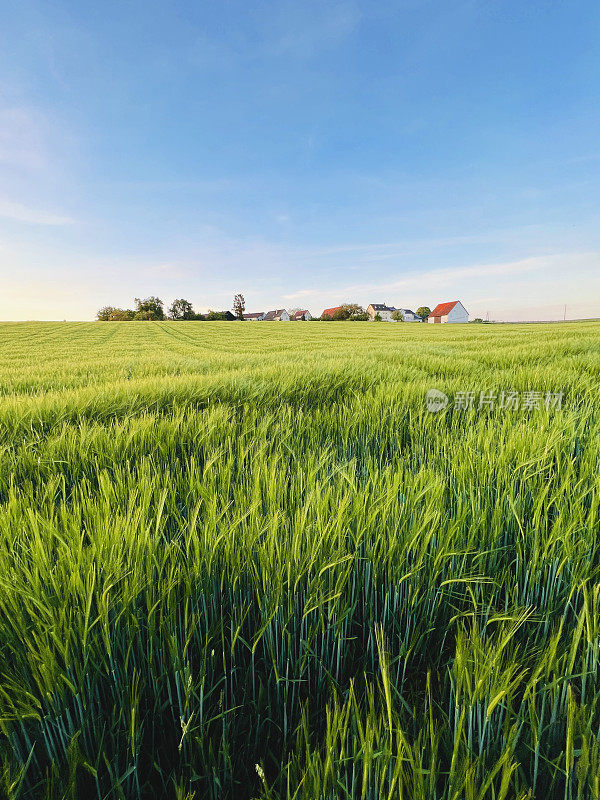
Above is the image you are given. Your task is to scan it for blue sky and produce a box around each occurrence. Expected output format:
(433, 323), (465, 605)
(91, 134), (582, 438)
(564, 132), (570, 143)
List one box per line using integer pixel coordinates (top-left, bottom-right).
(1, 0), (599, 321)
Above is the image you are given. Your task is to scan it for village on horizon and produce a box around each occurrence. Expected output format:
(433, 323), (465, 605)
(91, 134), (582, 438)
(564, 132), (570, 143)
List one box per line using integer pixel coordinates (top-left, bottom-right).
(97, 298), (472, 323)
(245, 301), (469, 324)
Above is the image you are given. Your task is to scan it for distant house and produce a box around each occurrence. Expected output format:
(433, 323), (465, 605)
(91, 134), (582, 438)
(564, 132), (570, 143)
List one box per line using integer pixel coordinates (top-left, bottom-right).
(396, 308), (421, 322)
(243, 312), (265, 321)
(291, 310), (312, 321)
(263, 309), (290, 321)
(321, 306), (344, 319)
(427, 301), (468, 323)
(367, 303), (396, 321)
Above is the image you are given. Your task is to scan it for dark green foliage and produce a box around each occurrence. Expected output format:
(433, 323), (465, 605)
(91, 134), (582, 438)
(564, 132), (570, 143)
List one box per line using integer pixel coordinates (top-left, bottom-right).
(134, 297), (165, 320)
(169, 299), (196, 320)
(205, 310), (235, 321)
(96, 306), (135, 321)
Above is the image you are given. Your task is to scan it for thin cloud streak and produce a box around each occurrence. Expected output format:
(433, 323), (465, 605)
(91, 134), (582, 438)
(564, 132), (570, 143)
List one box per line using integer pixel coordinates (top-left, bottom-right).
(340, 254), (552, 296)
(0, 198), (75, 226)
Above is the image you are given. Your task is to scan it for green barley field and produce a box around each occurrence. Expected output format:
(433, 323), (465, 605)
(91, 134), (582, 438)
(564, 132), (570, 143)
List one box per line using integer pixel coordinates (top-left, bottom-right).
(1, 320), (599, 800)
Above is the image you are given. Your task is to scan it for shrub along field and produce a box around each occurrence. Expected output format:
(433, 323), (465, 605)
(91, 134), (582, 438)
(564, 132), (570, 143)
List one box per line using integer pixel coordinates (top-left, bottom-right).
(0, 320), (599, 800)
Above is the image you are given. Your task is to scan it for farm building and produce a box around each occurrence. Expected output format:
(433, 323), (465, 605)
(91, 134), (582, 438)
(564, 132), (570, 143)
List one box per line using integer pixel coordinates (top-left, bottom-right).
(291, 310), (312, 321)
(427, 301), (468, 323)
(243, 312), (265, 321)
(367, 303), (396, 321)
(321, 306), (344, 319)
(263, 309), (290, 321)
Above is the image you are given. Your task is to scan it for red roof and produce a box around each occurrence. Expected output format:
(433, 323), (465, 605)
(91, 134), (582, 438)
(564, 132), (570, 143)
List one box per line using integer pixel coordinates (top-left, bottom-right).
(429, 301), (459, 317)
(321, 306), (343, 318)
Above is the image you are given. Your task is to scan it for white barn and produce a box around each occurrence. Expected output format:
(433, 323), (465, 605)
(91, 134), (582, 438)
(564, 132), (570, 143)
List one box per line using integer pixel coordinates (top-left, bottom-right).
(427, 301), (468, 323)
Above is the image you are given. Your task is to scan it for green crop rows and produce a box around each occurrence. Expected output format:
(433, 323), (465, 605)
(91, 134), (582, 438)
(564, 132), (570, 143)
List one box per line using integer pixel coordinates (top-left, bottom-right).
(0, 320), (599, 799)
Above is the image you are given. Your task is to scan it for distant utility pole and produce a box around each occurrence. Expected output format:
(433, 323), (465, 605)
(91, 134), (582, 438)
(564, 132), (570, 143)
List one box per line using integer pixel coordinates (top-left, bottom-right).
(486, 310), (489, 322)
(564, 304), (567, 321)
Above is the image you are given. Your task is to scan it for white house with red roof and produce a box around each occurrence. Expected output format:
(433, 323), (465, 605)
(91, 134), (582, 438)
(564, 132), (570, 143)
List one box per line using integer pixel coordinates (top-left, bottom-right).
(427, 301), (468, 323)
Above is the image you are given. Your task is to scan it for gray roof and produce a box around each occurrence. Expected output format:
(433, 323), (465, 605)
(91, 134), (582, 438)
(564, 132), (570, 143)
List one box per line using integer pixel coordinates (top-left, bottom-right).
(369, 303), (396, 312)
(263, 309), (286, 320)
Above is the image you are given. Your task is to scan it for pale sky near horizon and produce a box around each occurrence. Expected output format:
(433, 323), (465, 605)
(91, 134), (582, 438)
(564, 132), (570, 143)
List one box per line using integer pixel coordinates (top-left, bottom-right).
(1, 0), (599, 322)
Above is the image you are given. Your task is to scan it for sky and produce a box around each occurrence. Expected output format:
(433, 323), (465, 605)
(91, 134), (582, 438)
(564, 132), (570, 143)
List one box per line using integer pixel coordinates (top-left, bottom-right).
(1, 0), (599, 322)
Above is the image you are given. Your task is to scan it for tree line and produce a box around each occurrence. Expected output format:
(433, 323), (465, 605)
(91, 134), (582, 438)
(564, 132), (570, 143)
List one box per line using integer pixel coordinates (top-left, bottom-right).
(97, 295), (246, 321)
(97, 297), (434, 322)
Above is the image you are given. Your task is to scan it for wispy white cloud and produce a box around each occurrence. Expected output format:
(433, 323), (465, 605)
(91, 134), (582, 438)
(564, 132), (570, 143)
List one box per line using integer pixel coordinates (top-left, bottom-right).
(341, 253), (551, 296)
(0, 198), (74, 225)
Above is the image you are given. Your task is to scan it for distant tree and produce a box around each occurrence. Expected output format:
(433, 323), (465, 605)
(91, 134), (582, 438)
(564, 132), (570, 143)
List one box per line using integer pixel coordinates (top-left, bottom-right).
(134, 297), (164, 320)
(341, 303), (367, 320)
(110, 308), (135, 321)
(471, 318), (484, 323)
(374, 312), (382, 321)
(233, 294), (245, 320)
(348, 312), (369, 321)
(391, 310), (405, 321)
(169, 298), (195, 320)
(96, 306), (135, 321)
(206, 310), (233, 321)
(133, 310), (158, 320)
(97, 306), (116, 321)
(332, 307), (351, 321)
(417, 306), (431, 320)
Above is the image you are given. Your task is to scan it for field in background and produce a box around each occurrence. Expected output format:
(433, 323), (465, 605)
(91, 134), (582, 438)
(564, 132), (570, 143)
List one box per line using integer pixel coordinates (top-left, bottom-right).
(0, 321), (599, 800)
